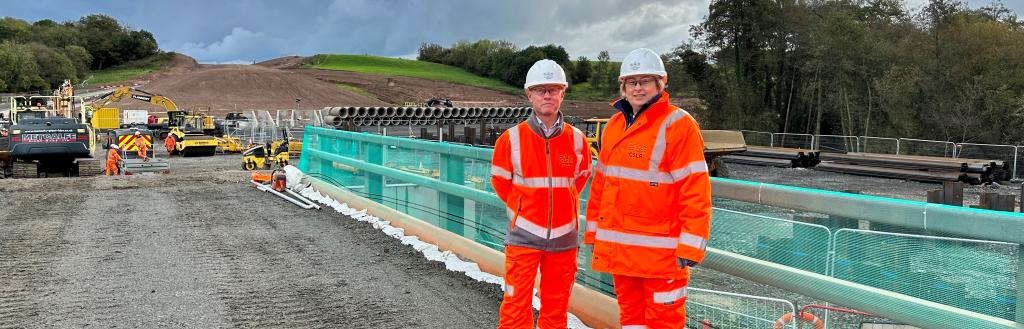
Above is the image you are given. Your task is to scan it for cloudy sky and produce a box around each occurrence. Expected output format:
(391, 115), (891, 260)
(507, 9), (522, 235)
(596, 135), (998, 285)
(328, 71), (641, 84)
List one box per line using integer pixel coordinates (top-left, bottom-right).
(3, 0), (1021, 64)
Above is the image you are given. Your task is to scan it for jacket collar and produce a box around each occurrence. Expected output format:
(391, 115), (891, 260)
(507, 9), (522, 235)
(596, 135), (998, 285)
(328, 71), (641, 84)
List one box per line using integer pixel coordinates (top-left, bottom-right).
(610, 91), (671, 127)
(525, 112), (564, 139)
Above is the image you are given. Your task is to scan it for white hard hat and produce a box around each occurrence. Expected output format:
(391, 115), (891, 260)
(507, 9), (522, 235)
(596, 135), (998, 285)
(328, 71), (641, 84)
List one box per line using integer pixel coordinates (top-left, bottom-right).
(619, 48), (667, 79)
(524, 59), (568, 90)
(134, 131), (141, 135)
(110, 144), (119, 149)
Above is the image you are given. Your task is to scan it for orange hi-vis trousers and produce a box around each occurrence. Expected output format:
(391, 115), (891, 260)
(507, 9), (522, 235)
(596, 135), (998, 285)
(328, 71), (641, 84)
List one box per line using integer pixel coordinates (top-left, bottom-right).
(498, 245), (578, 329)
(613, 274), (690, 329)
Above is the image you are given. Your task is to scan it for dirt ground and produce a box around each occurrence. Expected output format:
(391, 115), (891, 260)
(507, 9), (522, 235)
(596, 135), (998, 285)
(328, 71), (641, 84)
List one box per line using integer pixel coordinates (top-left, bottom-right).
(0, 149), (502, 328)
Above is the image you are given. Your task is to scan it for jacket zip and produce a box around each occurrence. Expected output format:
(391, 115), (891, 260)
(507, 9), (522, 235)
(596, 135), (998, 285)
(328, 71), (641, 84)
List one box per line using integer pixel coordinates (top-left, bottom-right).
(545, 138), (553, 239)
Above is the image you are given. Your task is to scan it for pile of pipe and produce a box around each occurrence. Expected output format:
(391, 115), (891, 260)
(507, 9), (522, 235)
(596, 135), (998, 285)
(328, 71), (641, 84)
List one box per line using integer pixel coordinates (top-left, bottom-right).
(321, 106), (532, 127)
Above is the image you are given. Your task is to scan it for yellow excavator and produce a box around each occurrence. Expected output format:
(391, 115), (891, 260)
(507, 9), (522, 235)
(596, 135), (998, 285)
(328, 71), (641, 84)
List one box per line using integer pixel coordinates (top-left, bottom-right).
(93, 87), (218, 156)
(582, 118), (747, 177)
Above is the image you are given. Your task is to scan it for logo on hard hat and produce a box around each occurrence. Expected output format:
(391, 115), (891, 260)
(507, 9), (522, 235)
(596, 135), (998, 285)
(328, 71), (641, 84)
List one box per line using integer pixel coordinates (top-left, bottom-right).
(630, 61), (641, 71)
(543, 72), (554, 80)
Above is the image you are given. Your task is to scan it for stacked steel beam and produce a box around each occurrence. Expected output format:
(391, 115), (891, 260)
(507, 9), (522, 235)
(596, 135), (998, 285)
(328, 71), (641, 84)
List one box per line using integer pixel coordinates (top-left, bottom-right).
(321, 106), (533, 127)
(721, 146), (820, 168)
(815, 153), (1009, 184)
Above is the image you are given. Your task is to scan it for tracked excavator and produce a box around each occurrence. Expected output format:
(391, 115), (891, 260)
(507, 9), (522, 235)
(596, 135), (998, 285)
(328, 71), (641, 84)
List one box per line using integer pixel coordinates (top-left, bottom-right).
(0, 80), (101, 178)
(94, 87), (217, 156)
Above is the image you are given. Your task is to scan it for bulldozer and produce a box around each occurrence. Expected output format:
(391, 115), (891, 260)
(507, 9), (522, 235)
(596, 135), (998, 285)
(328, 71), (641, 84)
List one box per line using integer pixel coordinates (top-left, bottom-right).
(581, 118), (746, 177)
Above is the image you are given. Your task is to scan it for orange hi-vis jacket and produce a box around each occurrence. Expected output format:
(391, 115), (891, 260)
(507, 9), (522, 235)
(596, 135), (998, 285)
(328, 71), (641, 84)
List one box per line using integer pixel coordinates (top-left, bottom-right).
(584, 91), (712, 279)
(491, 115), (591, 252)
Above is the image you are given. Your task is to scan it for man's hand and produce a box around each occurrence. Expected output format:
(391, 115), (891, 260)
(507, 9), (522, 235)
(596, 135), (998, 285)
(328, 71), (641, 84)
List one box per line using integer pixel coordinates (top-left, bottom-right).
(677, 258), (698, 269)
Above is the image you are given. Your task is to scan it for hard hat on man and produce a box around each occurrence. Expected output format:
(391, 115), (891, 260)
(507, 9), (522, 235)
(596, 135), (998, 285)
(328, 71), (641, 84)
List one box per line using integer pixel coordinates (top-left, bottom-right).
(111, 144), (119, 150)
(524, 59), (568, 90)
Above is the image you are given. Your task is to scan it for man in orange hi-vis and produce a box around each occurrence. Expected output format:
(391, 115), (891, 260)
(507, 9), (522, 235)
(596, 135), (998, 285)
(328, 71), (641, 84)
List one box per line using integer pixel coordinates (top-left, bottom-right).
(133, 131), (150, 161)
(584, 48), (712, 329)
(491, 59), (591, 329)
(165, 134), (176, 154)
(105, 144), (123, 176)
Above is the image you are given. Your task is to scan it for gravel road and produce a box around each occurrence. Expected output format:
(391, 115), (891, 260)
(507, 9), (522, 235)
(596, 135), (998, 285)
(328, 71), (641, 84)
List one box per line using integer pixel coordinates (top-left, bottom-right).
(0, 151), (501, 328)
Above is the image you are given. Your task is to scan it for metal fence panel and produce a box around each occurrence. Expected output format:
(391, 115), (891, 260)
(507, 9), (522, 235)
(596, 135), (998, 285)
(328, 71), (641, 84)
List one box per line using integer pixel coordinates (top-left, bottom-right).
(897, 138), (956, 157)
(686, 288), (797, 329)
(831, 229), (1018, 320)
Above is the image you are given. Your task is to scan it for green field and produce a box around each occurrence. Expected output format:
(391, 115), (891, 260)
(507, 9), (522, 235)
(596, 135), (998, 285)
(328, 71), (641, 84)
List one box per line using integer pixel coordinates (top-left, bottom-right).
(84, 53), (175, 86)
(306, 54), (521, 94)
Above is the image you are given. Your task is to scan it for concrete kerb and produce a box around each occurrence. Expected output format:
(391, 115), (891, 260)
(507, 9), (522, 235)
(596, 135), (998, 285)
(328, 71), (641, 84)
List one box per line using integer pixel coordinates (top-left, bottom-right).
(307, 177), (621, 329)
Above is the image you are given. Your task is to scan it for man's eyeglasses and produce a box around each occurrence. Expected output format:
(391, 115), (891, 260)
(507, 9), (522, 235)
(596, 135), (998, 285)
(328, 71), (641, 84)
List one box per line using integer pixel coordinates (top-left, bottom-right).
(529, 87), (563, 95)
(623, 77), (657, 88)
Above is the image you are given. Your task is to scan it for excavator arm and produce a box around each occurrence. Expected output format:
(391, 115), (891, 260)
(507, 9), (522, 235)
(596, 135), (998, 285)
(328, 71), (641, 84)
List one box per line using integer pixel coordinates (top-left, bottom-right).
(95, 87), (179, 113)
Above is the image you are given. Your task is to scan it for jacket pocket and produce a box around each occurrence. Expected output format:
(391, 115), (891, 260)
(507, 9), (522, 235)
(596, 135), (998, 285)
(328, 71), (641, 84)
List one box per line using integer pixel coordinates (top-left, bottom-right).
(622, 213), (671, 235)
(508, 194), (524, 232)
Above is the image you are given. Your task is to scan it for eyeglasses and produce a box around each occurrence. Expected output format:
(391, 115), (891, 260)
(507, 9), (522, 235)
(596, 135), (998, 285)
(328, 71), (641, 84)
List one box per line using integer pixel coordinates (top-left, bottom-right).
(623, 77), (657, 89)
(529, 87), (563, 95)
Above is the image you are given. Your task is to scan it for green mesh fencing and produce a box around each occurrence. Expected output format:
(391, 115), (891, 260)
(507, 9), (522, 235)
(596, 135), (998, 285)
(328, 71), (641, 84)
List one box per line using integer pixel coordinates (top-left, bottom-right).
(831, 229), (1019, 321)
(711, 208), (831, 274)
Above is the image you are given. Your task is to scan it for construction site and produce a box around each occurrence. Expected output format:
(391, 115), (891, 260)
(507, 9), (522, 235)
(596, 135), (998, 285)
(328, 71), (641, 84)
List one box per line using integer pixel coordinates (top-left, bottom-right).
(2, 53), (1024, 329)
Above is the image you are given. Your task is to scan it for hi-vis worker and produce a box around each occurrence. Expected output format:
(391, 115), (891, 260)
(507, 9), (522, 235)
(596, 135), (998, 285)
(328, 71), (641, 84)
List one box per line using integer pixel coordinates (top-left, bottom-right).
(164, 134), (176, 154)
(105, 144), (123, 176)
(134, 131), (150, 161)
(584, 48), (711, 328)
(491, 59), (591, 329)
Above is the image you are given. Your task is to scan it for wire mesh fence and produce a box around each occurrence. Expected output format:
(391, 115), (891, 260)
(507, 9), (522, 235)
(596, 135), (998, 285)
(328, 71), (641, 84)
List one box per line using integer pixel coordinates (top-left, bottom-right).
(686, 288), (797, 329)
(710, 208), (832, 274)
(814, 135), (859, 153)
(773, 133), (814, 149)
(858, 137), (899, 154)
(830, 229), (1019, 321)
(896, 138), (956, 157)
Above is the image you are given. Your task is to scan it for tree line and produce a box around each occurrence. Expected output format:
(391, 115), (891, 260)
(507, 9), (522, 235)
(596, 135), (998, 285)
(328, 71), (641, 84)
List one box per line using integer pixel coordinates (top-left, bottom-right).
(679, 0), (1024, 145)
(0, 14), (160, 92)
(418, 40), (631, 94)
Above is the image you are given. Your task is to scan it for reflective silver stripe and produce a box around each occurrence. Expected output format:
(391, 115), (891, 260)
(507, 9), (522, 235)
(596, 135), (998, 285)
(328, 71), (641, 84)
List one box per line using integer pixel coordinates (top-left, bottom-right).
(595, 228), (676, 249)
(621, 326), (648, 329)
(679, 232), (707, 250)
(514, 214), (550, 238)
(602, 165), (674, 184)
(653, 287), (688, 304)
(506, 284), (514, 297)
(508, 125), (522, 177)
(513, 176), (573, 188)
(669, 160), (708, 182)
(585, 221), (597, 233)
(549, 220), (577, 238)
(491, 165), (512, 180)
(593, 161), (604, 174)
(649, 109), (690, 170)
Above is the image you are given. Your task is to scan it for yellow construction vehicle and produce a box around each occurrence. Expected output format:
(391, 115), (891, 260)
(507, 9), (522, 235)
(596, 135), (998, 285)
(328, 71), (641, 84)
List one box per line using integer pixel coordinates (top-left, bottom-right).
(581, 118), (747, 177)
(242, 142), (289, 170)
(94, 87), (218, 156)
(215, 135), (245, 153)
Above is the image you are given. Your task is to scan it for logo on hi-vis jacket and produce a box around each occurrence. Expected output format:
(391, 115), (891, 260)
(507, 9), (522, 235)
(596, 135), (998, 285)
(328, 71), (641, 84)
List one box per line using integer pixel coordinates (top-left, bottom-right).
(558, 154), (572, 168)
(627, 144), (647, 159)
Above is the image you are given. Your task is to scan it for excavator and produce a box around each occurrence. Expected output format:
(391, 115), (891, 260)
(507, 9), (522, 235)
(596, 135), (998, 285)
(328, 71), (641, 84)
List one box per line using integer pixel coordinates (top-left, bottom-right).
(0, 80), (101, 178)
(93, 87), (218, 156)
(581, 118), (747, 177)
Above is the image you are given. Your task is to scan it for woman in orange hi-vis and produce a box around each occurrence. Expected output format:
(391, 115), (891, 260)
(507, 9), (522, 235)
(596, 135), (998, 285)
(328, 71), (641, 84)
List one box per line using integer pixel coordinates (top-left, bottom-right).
(583, 48), (712, 329)
(491, 59), (591, 329)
